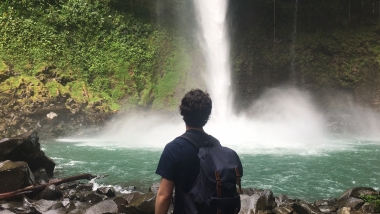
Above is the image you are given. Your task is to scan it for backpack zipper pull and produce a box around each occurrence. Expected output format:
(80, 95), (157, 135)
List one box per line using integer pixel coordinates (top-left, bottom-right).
(215, 170), (222, 197)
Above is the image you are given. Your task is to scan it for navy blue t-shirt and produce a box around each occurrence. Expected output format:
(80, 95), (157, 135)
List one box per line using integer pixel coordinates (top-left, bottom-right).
(156, 129), (212, 214)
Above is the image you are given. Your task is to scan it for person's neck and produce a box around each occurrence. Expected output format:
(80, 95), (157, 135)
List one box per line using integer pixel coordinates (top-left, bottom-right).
(186, 126), (204, 132)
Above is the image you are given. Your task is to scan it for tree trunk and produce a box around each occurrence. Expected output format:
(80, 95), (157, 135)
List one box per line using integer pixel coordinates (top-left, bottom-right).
(0, 173), (96, 201)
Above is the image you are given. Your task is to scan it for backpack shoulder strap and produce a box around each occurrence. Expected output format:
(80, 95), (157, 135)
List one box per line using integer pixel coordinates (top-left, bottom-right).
(179, 131), (221, 148)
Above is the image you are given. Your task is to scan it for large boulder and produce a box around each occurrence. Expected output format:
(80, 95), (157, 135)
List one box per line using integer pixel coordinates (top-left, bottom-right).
(0, 160), (35, 193)
(0, 131), (55, 177)
(127, 192), (156, 214)
(292, 202), (322, 214)
(240, 189), (276, 214)
(314, 199), (338, 213)
(337, 187), (377, 210)
(84, 200), (118, 214)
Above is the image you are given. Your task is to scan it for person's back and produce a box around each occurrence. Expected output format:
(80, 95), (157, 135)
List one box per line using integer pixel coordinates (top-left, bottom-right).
(155, 89), (242, 214)
(155, 89), (213, 214)
(156, 129), (214, 212)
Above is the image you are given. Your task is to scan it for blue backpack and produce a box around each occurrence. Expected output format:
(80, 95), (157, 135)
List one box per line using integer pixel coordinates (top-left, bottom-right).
(179, 132), (243, 214)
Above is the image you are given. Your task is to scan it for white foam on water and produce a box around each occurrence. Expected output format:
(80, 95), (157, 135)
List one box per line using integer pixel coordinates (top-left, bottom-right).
(89, 179), (132, 194)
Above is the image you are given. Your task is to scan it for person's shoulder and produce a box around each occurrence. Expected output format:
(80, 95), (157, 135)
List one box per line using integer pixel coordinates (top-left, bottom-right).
(164, 136), (189, 150)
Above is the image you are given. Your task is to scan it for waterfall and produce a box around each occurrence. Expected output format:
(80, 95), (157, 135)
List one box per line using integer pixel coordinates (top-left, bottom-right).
(192, 0), (232, 120)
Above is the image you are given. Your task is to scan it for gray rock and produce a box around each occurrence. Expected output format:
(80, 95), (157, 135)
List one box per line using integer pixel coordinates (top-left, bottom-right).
(240, 189), (276, 214)
(338, 197), (364, 210)
(359, 202), (375, 213)
(338, 187), (378, 200)
(149, 183), (159, 195)
(0, 210), (16, 214)
(128, 192), (156, 214)
(84, 192), (104, 204)
(84, 200), (117, 214)
(43, 209), (66, 214)
(273, 206), (294, 214)
(39, 185), (62, 200)
(292, 202), (322, 214)
(0, 160), (35, 193)
(96, 187), (116, 197)
(113, 196), (129, 212)
(68, 209), (85, 214)
(275, 195), (289, 207)
(76, 184), (93, 192)
(33, 168), (49, 185)
(74, 201), (91, 210)
(32, 199), (60, 213)
(318, 205), (335, 213)
(0, 131), (55, 177)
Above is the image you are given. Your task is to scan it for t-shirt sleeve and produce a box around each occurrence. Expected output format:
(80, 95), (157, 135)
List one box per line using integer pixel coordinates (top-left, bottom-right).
(156, 143), (179, 182)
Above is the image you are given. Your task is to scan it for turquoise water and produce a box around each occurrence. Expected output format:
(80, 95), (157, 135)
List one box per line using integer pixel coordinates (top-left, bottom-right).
(42, 139), (380, 202)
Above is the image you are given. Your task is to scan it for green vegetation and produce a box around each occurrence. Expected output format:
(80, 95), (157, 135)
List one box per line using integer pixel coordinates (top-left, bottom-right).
(360, 194), (380, 212)
(0, 0), (194, 112)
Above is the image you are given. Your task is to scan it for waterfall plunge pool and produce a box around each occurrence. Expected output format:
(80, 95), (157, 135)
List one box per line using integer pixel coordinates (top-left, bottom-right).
(42, 138), (380, 202)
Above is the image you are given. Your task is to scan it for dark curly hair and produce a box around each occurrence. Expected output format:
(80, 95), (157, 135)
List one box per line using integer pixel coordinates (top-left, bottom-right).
(179, 89), (212, 128)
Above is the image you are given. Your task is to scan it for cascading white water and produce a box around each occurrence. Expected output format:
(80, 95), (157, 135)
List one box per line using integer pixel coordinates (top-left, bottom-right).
(61, 0), (380, 152)
(192, 0), (232, 120)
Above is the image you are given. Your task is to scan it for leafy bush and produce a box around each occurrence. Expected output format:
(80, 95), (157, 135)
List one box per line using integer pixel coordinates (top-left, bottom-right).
(359, 194), (380, 212)
(0, 0), (162, 110)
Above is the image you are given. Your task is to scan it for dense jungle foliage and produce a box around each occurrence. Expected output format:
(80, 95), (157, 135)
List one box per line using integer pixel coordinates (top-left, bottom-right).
(0, 0), (196, 112)
(1, 0), (380, 113)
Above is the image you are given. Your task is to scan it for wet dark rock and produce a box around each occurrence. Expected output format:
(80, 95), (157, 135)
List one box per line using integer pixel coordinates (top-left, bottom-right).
(242, 187), (260, 196)
(128, 192), (156, 214)
(315, 199), (338, 213)
(292, 202), (322, 214)
(76, 184), (93, 192)
(84, 192), (104, 204)
(58, 183), (70, 191)
(96, 187), (116, 197)
(338, 187), (378, 201)
(126, 186), (137, 191)
(67, 189), (77, 200)
(122, 192), (144, 204)
(118, 206), (141, 214)
(358, 202), (375, 213)
(33, 168), (49, 185)
(338, 197), (365, 210)
(0, 131), (55, 177)
(113, 196), (129, 212)
(51, 202), (64, 210)
(0, 160), (35, 193)
(39, 184), (62, 200)
(83, 200), (117, 214)
(43, 210), (66, 214)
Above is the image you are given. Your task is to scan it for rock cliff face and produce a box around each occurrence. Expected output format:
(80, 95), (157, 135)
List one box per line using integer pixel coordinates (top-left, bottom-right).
(230, 0), (380, 113)
(0, 64), (112, 139)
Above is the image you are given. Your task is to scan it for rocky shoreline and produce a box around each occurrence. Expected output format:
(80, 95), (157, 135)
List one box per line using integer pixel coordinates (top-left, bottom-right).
(1, 132), (379, 214)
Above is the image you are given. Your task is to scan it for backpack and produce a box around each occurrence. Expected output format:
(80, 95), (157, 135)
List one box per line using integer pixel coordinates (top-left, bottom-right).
(178, 132), (243, 214)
